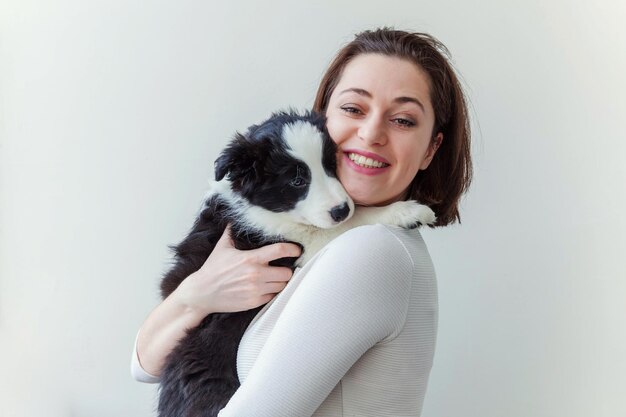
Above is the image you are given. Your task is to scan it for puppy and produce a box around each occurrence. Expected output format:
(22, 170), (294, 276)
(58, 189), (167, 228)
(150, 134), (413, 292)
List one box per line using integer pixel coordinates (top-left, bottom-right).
(156, 110), (435, 417)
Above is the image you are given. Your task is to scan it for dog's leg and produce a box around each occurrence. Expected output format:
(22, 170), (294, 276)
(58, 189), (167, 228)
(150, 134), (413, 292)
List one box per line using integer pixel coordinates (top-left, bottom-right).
(297, 201), (435, 266)
(345, 200), (436, 229)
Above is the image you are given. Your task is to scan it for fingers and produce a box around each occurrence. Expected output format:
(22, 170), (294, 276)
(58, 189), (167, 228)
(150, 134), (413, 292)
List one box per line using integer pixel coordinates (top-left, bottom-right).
(215, 224), (235, 249)
(252, 242), (302, 264)
(257, 266), (292, 295)
(260, 265), (293, 283)
(261, 281), (289, 296)
(257, 294), (276, 306)
(215, 225), (299, 265)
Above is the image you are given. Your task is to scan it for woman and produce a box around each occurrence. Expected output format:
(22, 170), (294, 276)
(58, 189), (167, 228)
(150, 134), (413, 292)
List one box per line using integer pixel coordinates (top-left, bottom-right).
(132, 27), (472, 416)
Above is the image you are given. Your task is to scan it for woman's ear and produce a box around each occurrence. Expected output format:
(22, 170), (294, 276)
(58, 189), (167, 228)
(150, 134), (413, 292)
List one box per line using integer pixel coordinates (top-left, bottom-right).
(419, 132), (443, 170)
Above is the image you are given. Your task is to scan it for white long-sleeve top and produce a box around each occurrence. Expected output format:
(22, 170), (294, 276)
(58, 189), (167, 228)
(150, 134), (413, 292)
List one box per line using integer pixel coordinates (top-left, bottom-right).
(131, 224), (438, 416)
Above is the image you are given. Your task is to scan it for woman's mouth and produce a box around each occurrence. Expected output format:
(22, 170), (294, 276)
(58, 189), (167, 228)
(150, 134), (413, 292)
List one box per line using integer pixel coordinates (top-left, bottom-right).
(347, 152), (390, 168)
(343, 152), (390, 175)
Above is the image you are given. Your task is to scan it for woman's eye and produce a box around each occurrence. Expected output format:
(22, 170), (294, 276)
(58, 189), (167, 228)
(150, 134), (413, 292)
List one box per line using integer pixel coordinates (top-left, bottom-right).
(340, 106), (362, 115)
(392, 118), (416, 127)
(290, 177), (306, 187)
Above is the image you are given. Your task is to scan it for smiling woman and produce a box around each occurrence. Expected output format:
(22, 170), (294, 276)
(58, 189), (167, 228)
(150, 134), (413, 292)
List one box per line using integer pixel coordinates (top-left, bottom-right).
(132, 27), (473, 417)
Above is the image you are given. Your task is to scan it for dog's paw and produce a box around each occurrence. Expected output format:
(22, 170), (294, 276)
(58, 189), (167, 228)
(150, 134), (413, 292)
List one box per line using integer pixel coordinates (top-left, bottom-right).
(390, 200), (436, 228)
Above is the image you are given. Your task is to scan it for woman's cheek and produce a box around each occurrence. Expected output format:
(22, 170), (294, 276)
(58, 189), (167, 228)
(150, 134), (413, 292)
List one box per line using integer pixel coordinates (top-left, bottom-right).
(325, 114), (343, 145)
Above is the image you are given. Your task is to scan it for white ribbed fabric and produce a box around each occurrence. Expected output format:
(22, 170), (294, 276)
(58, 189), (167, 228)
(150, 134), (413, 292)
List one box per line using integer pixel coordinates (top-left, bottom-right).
(130, 330), (161, 383)
(132, 224), (438, 417)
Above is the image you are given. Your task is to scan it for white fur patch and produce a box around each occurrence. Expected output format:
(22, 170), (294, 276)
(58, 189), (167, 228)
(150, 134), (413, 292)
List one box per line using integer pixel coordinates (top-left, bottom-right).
(282, 122), (355, 228)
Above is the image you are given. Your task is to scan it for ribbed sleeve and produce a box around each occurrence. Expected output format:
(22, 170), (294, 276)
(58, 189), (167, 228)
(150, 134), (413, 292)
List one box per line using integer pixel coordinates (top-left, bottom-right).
(130, 329), (161, 384)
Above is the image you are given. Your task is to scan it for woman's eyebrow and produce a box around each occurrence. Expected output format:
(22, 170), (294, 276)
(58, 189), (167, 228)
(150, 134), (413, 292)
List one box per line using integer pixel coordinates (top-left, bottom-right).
(339, 87), (425, 114)
(393, 96), (425, 114)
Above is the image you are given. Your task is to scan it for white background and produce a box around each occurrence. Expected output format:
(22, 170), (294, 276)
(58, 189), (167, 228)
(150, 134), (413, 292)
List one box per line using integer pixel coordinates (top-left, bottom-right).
(1, 1), (625, 416)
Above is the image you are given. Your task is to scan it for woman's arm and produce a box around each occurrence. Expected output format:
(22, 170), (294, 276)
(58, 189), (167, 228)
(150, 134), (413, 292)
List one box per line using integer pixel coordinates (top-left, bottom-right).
(133, 282), (210, 379)
(217, 224), (414, 417)
(131, 226), (301, 381)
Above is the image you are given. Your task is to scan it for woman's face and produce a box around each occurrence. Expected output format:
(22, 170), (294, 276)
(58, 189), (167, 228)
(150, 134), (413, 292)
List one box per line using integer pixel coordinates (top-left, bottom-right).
(325, 54), (442, 206)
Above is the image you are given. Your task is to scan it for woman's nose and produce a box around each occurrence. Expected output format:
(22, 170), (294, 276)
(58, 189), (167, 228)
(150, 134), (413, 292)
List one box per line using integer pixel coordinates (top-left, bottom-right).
(357, 115), (387, 145)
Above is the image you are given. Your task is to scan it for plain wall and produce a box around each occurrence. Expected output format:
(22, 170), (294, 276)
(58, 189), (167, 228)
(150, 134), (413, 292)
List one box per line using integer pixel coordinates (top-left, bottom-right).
(1, 1), (625, 416)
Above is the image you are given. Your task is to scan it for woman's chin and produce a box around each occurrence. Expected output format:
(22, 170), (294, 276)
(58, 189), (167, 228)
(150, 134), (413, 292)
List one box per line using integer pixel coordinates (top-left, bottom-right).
(347, 188), (405, 207)
(347, 191), (384, 207)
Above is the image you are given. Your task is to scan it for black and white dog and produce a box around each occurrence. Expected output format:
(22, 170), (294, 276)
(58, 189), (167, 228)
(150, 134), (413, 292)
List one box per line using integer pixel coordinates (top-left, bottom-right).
(157, 110), (435, 417)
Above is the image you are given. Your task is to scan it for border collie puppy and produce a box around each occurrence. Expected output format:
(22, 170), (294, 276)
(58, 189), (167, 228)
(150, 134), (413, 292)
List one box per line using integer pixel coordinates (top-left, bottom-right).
(157, 110), (435, 417)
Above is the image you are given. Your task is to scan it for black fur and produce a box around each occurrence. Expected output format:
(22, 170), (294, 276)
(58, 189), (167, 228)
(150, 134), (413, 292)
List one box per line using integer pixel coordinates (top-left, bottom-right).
(157, 110), (331, 417)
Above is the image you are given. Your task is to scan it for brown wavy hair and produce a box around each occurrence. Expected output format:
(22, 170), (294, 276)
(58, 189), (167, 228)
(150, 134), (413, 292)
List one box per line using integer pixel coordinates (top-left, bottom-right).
(313, 28), (472, 227)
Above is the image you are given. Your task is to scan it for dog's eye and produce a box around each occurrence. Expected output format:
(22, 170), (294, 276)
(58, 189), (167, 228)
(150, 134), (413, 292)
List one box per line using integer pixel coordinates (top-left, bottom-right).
(290, 177), (307, 187)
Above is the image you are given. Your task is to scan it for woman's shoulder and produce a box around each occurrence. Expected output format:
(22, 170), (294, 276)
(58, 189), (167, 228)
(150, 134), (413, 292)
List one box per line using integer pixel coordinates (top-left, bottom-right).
(299, 224), (416, 311)
(322, 224), (424, 270)
(331, 223), (425, 256)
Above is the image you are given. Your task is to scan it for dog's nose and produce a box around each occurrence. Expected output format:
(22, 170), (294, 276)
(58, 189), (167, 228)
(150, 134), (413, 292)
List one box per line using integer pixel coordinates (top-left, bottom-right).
(329, 202), (350, 223)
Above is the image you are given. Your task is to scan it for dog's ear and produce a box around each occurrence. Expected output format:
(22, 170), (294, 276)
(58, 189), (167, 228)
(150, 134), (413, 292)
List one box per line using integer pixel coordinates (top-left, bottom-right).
(214, 133), (266, 183)
(214, 133), (246, 181)
(214, 151), (235, 181)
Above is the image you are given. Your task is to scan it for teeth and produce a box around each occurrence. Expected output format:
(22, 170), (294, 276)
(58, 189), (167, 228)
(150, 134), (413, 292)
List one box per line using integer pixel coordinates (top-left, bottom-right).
(348, 153), (388, 168)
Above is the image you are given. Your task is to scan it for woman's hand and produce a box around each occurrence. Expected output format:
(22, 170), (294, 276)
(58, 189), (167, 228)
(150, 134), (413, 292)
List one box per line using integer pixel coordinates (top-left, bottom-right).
(174, 224), (302, 315)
